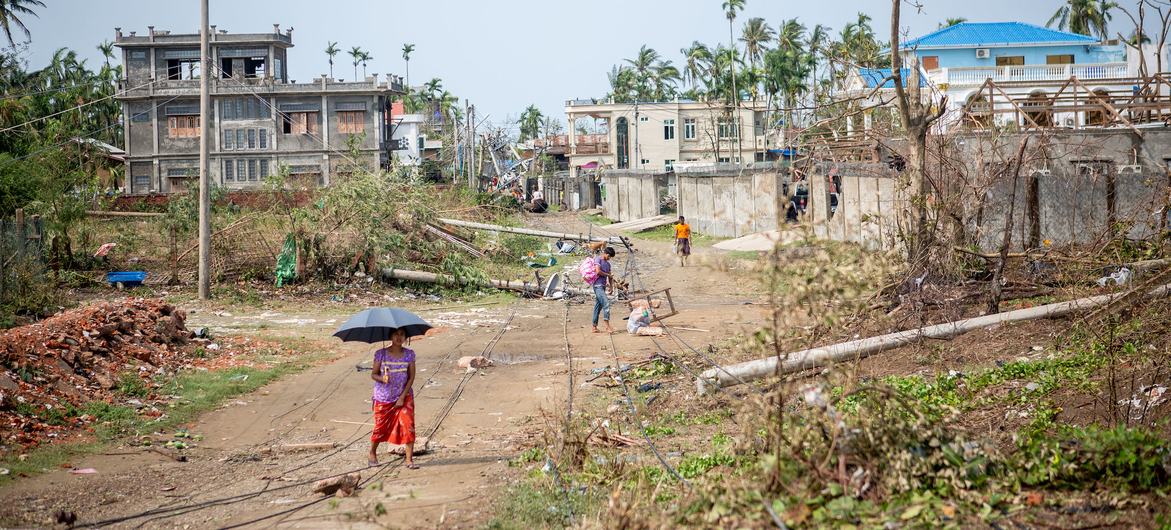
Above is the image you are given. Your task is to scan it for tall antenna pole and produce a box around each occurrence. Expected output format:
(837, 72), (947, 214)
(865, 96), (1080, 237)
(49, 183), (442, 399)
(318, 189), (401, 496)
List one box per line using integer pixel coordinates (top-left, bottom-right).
(197, 0), (211, 300)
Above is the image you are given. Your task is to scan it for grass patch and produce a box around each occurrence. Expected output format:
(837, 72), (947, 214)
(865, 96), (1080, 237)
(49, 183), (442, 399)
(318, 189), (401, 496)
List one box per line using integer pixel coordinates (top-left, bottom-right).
(484, 479), (597, 529)
(583, 213), (613, 226)
(0, 349), (325, 486)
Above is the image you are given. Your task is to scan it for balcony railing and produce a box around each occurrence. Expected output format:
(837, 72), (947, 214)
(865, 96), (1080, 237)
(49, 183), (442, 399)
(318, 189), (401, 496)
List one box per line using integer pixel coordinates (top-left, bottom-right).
(930, 63), (1130, 86)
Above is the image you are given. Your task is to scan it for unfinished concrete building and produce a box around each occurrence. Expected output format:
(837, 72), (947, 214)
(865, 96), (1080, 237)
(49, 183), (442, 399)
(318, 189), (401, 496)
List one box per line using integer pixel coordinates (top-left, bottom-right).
(114, 25), (404, 194)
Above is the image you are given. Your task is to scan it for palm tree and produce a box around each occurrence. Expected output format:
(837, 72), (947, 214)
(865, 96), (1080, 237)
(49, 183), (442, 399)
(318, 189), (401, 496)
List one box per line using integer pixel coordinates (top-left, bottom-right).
(739, 17), (774, 69)
(722, 0), (746, 106)
(359, 51), (373, 78)
(423, 78), (443, 100)
(401, 43), (415, 87)
(722, 0), (746, 161)
(325, 41), (340, 78)
(939, 17), (967, 28)
(348, 46), (363, 80)
(807, 24), (828, 106)
(97, 41), (114, 69)
(680, 42), (713, 90)
(1048, 0), (1118, 40)
(625, 45), (663, 100)
(652, 60), (681, 100)
(519, 104), (543, 141)
(0, 0), (45, 48)
(607, 65), (637, 103)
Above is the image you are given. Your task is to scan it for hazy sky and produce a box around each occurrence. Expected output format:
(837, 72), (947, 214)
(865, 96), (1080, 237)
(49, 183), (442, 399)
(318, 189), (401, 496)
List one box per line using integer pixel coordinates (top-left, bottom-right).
(14, 0), (1146, 131)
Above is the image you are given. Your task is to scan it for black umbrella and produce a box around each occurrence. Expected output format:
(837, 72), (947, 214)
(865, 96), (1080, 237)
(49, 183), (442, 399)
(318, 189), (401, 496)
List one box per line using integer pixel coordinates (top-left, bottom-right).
(333, 307), (432, 344)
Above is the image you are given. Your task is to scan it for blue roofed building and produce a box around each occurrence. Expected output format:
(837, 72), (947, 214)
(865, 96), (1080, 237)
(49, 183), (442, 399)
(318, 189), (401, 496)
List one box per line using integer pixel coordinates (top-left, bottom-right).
(839, 21), (1164, 133)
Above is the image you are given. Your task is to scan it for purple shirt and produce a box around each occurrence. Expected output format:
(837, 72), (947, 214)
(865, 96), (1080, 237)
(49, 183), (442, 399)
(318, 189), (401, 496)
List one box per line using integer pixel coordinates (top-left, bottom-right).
(593, 258), (611, 287)
(373, 347), (414, 404)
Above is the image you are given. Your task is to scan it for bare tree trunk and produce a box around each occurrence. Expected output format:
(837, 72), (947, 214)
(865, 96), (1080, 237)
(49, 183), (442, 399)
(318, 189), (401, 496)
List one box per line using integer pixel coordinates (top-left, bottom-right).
(988, 137), (1030, 314)
(889, 0), (947, 264)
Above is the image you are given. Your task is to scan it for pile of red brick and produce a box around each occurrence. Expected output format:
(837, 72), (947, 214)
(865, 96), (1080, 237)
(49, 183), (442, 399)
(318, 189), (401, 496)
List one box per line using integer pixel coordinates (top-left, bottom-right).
(0, 298), (193, 451)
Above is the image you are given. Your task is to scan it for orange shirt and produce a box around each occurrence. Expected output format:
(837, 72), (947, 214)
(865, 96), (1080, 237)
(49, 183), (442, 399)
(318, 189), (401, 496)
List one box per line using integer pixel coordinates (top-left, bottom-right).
(674, 223), (691, 240)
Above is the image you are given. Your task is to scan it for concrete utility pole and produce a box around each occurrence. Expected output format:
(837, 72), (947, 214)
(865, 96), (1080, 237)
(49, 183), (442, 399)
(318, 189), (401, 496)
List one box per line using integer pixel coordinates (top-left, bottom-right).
(197, 0), (211, 300)
(468, 104), (476, 189)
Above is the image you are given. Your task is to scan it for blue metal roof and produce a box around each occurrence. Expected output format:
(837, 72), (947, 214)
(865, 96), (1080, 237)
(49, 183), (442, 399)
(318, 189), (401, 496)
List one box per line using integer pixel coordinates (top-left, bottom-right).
(900, 22), (1097, 49)
(858, 68), (926, 89)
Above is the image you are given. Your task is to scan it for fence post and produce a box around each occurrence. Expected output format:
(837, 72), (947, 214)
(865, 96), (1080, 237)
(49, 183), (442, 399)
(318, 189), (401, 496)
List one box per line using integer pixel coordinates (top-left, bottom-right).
(14, 208), (24, 257)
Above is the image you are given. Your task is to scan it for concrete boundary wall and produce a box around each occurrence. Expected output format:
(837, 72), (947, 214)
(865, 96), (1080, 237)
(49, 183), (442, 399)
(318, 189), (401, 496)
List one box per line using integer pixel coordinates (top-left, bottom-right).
(677, 168), (783, 238)
(601, 170), (661, 222)
(809, 165), (903, 250)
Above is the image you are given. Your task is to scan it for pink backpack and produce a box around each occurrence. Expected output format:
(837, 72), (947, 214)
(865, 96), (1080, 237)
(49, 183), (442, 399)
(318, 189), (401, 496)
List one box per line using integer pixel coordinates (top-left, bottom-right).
(579, 257), (599, 284)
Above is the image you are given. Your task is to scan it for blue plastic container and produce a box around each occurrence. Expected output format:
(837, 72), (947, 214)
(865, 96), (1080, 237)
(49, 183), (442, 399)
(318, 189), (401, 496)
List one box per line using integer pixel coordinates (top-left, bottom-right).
(106, 271), (147, 288)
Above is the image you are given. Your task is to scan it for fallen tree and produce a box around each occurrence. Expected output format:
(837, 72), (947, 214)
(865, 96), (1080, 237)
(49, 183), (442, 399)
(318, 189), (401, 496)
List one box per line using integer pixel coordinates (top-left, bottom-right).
(381, 267), (587, 297)
(697, 282), (1171, 394)
(438, 218), (627, 245)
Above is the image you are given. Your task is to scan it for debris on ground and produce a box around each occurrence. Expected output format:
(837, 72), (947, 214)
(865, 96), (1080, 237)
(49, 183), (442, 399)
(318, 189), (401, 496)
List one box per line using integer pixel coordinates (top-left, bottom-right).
(0, 298), (297, 453)
(312, 472), (360, 496)
(457, 356), (493, 369)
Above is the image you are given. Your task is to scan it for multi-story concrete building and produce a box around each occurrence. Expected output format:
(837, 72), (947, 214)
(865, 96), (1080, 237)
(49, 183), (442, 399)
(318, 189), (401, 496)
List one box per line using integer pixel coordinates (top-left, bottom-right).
(840, 22), (1166, 132)
(562, 99), (774, 178)
(114, 25), (404, 194)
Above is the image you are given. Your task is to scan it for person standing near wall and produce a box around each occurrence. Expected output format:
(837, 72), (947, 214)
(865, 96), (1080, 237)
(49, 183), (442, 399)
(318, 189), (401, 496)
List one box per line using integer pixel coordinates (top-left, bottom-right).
(674, 216), (691, 267)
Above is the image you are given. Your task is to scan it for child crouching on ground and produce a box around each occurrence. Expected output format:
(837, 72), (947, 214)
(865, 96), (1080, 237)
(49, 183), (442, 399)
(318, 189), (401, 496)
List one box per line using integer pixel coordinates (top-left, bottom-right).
(627, 298), (664, 336)
(369, 328), (418, 469)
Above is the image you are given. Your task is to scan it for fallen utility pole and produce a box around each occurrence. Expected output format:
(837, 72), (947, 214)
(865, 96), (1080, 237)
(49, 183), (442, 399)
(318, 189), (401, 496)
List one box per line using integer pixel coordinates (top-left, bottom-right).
(85, 210), (164, 218)
(696, 282), (1171, 394)
(437, 218), (626, 245)
(381, 267), (587, 296)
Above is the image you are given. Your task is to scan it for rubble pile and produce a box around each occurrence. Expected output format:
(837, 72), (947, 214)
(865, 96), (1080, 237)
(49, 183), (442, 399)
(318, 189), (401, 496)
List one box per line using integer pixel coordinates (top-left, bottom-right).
(0, 298), (194, 450)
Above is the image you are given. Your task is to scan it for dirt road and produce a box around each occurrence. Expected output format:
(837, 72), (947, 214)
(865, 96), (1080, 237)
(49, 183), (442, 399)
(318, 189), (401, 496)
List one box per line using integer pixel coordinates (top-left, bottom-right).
(0, 213), (765, 528)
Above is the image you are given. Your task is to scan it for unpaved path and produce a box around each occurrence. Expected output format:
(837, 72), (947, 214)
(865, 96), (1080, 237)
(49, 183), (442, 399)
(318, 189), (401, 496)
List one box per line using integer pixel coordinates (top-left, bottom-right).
(0, 213), (765, 529)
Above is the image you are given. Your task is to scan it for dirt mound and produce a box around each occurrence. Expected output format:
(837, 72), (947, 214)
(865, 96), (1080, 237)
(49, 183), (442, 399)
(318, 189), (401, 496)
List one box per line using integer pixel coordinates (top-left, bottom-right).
(0, 298), (193, 450)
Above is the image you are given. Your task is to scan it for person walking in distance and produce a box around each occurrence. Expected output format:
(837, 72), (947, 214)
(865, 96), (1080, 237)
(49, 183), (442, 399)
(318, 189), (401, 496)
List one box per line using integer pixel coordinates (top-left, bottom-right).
(674, 216), (692, 267)
(591, 247), (616, 334)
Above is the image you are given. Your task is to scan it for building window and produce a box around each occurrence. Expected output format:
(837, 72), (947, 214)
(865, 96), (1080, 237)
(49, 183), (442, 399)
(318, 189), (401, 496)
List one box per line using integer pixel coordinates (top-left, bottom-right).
(223, 159), (234, 181)
(717, 118), (736, 139)
(167, 115), (200, 138)
(640, 159), (650, 165)
(683, 118), (696, 140)
(223, 129), (234, 150)
(995, 56), (1025, 66)
(282, 112), (318, 134)
(338, 111), (365, 134)
(220, 98), (269, 120)
(259, 159), (270, 178)
(718, 157), (731, 163)
(258, 130), (267, 149)
(247, 129), (257, 149)
(247, 159), (258, 181)
(166, 58), (200, 80)
(1046, 54), (1075, 65)
(663, 119), (675, 140)
(639, 116), (649, 122)
(237, 160), (246, 180)
(418, 136), (425, 150)
(664, 159), (675, 172)
(921, 55), (940, 71)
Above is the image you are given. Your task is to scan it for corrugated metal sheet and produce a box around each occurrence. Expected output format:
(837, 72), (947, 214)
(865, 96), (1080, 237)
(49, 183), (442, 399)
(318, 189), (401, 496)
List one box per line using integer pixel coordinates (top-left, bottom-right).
(858, 68), (926, 89)
(901, 22), (1097, 49)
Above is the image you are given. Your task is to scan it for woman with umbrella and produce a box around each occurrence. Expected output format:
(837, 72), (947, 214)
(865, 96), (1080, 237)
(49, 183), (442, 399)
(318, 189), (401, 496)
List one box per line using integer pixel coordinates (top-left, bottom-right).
(335, 308), (431, 469)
